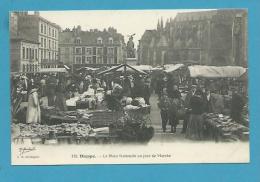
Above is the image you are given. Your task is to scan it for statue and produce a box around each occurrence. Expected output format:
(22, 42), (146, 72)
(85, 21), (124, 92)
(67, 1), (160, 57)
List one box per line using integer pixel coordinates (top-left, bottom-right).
(126, 34), (136, 58)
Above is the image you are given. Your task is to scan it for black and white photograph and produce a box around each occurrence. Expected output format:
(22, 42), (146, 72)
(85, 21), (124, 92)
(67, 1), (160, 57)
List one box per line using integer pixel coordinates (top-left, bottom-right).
(10, 9), (249, 165)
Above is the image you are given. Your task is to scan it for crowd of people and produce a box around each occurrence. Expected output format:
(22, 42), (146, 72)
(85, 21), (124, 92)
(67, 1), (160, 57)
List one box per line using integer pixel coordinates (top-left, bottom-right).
(11, 69), (247, 141)
(154, 72), (247, 140)
(11, 71), (153, 124)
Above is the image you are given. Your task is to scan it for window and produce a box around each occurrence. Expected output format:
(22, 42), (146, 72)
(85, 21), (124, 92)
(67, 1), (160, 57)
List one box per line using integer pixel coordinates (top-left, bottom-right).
(97, 47), (103, 55)
(48, 52), (51, 60)
(40, 24), (43, 33)
(97, 37), (102, 44)
(31, 48), (34, 59)
(49, 27), (51, 36)
(41, 37), (43, 47)
(76, 38), (81, 44)
(75, 47), (81, 54)
(26, 48), (29, 59)
(75, 56), (81, 64)
(35, 49), (37, 60)
(41, 50), (43, 59)
(54, 30), (56, 38)
(49, 40), (51, 49)
(44, 39), (46, 48)
(44, 25), (46, 34)
(109, 37), (113, 44)
(86, 47), (92, 55)
(29, 48), (31, 59)
(107, 47), (114, 55)
(52, 29), (54, 37)
(22, 47), (25, 59)
(52, 41), (54, 50)
(86, 56), (92, 63)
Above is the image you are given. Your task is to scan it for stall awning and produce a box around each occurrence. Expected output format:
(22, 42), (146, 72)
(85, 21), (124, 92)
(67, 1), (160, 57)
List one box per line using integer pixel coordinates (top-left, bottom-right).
(39, 68), (68, 73)
(97, 64), (147, 75)
(131, 65), (153, 72)
(64, 65), (70, 70)
(77, 66), (99, 71)
(151, 66), (163, 71)
(164, 64), (184, 73)
(188, 65), (247, 78)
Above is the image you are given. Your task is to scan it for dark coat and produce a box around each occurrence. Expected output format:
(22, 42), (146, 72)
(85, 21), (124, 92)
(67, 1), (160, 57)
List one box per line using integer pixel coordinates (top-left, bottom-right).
(190, 95), (204, 115)
(203, 94), (214, 113)
(230, 93), (245, 122)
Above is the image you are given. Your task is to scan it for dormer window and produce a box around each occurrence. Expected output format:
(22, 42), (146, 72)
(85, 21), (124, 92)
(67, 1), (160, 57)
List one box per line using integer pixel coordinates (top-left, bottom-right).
(109, 37), (113, 44)
(75, 37), (81, 44)
(97, 37), (103, 44)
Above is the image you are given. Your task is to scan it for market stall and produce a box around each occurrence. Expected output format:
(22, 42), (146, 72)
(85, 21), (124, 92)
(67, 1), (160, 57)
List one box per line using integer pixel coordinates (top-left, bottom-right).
(12, 65), (154, 144)
(186, 65), (249, 142)
(203, 113), (249, 142)
(97, 64), (148, 76)
(39, 68), (68, 73)
(188, 65), (246, 78)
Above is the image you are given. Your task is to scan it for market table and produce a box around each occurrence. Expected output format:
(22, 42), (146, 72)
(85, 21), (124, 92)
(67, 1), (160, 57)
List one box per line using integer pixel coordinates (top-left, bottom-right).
(203, 113), (249, 142)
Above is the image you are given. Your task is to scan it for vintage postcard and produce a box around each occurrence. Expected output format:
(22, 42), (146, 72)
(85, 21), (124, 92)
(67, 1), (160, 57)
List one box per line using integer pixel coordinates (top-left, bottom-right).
(10, 9), (249, 165)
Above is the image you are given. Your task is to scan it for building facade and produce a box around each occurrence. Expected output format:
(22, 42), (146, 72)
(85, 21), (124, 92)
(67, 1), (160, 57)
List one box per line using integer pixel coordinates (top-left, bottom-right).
(10, 38), (39, 73)
(59, 26), (125, 67)
(15, 11), (60, 69)
(138, 10), (248, 67)
(10, 12), (40, 73)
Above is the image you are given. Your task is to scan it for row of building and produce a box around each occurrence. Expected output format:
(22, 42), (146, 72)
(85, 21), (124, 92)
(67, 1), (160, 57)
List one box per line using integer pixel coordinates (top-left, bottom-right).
(10, 12), (60, 73)
(138, 9), (248, 67)
(10, 10), (248, 73)
(10, 11), (126, 73)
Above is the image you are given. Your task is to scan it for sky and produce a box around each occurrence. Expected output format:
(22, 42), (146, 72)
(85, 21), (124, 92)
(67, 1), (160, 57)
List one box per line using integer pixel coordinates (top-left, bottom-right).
(35, 9), (211, 46)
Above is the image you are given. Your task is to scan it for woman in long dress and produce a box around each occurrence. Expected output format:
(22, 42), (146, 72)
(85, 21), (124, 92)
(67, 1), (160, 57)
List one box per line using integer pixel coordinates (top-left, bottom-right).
(26, 85), (41, 124)
(186, 90), (204, 140)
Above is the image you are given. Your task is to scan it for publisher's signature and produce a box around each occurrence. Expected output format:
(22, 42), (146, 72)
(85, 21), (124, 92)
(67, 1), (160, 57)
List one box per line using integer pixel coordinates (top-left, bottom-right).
(19, 147), (36, 156)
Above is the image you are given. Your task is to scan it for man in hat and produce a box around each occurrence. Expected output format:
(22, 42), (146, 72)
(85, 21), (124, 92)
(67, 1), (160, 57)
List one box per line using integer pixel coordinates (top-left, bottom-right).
(158, 88), (170, 132)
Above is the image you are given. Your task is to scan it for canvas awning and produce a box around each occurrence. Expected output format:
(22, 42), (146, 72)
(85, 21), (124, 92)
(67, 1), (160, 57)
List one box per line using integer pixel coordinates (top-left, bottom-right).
(238, 69), (248, 82)
(164, 64), (184, 73)
(77, 66), (99, 71)
(39, 68), (68, 73)
(188, 65), (247, 78)
(97, 64), (147, 75)
(64, 65), (70, 70)
(132, 65), (153, 72)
